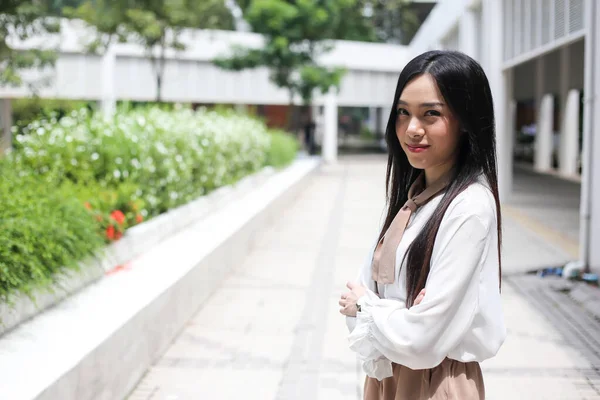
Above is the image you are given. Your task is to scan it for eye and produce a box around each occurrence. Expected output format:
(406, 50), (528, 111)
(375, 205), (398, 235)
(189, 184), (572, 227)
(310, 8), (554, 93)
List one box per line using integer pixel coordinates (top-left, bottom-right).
(425, 110), (441, 117)
(397, 108), (409, 116)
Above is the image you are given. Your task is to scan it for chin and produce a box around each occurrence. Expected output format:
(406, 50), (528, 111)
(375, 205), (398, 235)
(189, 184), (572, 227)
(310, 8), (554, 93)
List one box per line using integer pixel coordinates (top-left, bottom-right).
(406, 155), (428, 170)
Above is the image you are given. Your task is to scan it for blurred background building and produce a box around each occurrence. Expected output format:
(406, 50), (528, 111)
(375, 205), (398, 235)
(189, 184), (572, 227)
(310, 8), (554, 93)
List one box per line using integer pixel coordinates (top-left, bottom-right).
(0, 0), (598, 271)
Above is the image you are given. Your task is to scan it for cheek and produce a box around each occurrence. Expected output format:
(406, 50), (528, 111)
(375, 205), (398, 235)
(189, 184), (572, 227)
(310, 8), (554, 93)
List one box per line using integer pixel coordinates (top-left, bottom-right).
(395, 119), (407, 140)
(429, 124), (460, 153)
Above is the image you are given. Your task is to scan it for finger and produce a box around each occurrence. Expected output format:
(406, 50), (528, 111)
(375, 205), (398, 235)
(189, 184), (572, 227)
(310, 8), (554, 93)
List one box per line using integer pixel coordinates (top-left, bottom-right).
(414, 293), (425, 305)
(419, 288), (426, 295)
(346, 281), (356, 290)
(338, 299), (346, 307)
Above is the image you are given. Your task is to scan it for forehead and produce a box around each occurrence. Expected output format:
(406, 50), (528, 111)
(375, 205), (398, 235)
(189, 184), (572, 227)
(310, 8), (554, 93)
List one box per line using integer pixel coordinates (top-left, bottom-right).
(399, 74), (443, 102)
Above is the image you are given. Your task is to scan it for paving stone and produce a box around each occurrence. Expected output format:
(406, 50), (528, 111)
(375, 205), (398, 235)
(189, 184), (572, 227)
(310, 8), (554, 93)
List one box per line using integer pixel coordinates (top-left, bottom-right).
(128, 156), (600, 400)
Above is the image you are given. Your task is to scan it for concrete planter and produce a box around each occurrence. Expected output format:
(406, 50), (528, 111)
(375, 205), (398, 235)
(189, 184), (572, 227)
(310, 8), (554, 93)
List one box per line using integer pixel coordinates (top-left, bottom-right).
(0, 157), (320, 400)
(0, 166), (276, 337)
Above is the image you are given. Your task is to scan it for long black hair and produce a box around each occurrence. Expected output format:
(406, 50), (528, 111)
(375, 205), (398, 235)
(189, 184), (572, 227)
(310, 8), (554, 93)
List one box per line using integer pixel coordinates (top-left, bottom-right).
(378, 50), (502, 306)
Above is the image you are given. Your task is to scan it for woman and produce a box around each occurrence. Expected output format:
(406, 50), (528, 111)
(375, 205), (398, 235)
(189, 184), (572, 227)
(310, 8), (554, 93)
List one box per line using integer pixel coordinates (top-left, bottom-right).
(339, 50), (506, 399)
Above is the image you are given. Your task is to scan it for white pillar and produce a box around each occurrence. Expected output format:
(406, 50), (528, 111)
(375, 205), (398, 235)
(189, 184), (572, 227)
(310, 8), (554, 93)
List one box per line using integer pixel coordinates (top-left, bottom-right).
(101, 46), (116, 118)
(312, 104), (322, 145)
(535, 94), (555, 172)
(379, 106), (390, 136)
(0, 99), (12, 154)
(559, 89), (581, 177)
(483, 0), (512, 201)
(535, 56), (545, 127)
(580, 0), (600, 271)
(368, 107), (377, 133)
(558, 45), (571, 172)
(459, 8), (477, 58)
(322, 90), (338, 163)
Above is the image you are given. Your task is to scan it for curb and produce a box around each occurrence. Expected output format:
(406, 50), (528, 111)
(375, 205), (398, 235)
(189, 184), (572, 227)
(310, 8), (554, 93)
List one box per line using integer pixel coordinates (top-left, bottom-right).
(0, 157), (321, 400)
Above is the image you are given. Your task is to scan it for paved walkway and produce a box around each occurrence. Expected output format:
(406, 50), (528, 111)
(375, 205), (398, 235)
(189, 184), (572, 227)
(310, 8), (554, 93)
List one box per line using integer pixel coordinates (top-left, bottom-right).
(128, 156), (599, 400)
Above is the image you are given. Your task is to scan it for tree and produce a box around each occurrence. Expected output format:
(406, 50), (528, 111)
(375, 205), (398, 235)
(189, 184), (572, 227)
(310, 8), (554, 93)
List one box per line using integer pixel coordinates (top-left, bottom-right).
(362, 0), (421, 45)
(235, 0), (419, 44)
(215, 0), (349, 128)
(68, 0), (235, 102)
(0, 1), (61, 153)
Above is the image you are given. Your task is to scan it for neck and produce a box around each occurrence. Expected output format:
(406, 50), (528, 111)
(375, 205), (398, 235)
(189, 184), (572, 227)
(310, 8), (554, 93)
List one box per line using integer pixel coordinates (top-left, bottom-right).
(424, 161), (455, 188)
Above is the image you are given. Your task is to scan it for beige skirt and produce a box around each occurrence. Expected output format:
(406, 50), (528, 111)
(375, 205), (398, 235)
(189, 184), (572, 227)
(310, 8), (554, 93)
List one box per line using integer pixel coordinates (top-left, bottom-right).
(363, 358), (485, 400)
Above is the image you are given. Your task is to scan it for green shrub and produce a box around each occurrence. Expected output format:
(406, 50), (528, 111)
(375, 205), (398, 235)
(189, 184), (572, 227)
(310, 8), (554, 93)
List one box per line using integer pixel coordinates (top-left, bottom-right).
(0, 161), (104, 303)
(11, 98), (95, 130)
(12, 106), (271, 217)
(266, 129), (299, 168)
(3, 106), (298, 302)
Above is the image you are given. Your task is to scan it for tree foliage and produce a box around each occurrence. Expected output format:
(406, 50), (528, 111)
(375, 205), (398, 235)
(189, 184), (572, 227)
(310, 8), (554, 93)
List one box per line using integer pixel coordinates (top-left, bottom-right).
(0, 1), (60, 88)
(235, 0), (418, 44)
(215, 0), (348, 117)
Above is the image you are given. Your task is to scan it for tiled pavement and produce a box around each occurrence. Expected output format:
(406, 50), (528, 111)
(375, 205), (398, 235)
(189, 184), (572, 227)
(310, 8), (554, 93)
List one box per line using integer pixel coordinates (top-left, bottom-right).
(128, 156), (600, 400)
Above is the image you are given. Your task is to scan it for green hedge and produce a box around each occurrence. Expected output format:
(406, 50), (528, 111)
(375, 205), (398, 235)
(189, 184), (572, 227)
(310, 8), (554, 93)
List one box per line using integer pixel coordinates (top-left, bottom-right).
(0, 161), (104, 302)
(12, 107), (287, 216)
(266, 129), (300, 168)
(1, 106), (298, 302)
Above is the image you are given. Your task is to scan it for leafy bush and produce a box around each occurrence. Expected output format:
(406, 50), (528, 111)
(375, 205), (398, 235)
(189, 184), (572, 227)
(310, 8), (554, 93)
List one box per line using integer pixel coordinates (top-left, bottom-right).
(11, 98), (95, 130)
(0, 161), (104, 302)
(266, 129), (300, 168)
(12, 106), (272, 217)
(2, 106), (298, 301)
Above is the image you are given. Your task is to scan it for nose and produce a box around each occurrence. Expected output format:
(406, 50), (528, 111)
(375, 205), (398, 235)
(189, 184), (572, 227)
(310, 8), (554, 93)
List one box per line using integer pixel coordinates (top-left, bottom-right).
(406, 116), (424, 139)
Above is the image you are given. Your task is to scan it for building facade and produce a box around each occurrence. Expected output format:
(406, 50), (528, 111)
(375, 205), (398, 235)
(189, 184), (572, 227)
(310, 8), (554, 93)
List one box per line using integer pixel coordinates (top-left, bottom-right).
(410, 0), (599, 271)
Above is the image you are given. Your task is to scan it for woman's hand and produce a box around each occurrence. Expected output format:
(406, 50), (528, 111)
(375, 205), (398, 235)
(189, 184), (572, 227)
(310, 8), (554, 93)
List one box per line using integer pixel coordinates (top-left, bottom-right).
(339, 281), (367, 317)
(413, 288), (426, 307)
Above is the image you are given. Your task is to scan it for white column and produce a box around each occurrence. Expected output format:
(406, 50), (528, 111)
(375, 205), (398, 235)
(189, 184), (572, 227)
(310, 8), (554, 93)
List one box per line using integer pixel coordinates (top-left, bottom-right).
(101, 46), (116, 118)
(535, 94), (555, 172)
(535, 57), (545, 123)
(459, 8), (477, 58)
(312, 104), (322, 145)
(379, 106), (390, 136)
(368, 107), (377, 133)
(581, 0), (600, 271)
(557, 45), (571, 172)
(322, 90), (338, 163)
(0, 99), (12, 154)
(559, 89), (581, 177)
(483, 0), (512, 201)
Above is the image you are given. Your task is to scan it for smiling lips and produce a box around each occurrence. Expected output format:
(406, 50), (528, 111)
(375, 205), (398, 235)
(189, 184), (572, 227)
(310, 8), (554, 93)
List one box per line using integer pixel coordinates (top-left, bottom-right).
(406, 144), (430, 153)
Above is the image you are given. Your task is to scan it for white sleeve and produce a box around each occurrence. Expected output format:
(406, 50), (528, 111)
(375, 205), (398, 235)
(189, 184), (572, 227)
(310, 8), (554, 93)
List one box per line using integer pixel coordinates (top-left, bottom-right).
(348, 210), (490, 372)
(345, 239), (380, 333)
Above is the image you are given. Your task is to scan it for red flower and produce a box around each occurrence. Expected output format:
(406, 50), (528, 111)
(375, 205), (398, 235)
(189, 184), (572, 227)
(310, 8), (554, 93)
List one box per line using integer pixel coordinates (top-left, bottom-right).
(110, 210), (126, 225)
(84, 202), (92, 210)
(136, 214), (143, 224)
(106, 225), (116, 240)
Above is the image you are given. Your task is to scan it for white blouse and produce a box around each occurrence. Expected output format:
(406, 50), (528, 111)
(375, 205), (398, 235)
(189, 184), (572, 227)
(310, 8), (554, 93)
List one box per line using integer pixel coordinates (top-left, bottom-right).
(346, 179), (506, 380)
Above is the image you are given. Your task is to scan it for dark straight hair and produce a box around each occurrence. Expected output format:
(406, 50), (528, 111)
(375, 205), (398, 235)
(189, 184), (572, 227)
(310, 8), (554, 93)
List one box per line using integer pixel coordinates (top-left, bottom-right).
(378, 50), (502, 307)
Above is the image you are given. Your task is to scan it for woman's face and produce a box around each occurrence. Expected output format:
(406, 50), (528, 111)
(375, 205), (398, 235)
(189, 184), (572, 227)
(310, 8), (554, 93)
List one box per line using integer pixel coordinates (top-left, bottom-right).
(395, 74), (461, 180)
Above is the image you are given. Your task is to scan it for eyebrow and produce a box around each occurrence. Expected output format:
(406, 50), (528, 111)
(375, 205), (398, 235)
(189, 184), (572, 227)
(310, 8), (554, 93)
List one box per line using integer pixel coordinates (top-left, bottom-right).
(397, 100), (444, 107)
